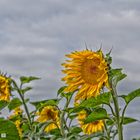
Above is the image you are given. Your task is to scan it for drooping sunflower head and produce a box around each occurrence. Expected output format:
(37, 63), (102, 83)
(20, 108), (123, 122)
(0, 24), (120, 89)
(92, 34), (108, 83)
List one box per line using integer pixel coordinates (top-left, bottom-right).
(37, 106), (59, 122)
(62, 49), (109, 102)
(37, 106), (60, 132)
(78, 110), (104, 135)
(0, 74), (11, 101)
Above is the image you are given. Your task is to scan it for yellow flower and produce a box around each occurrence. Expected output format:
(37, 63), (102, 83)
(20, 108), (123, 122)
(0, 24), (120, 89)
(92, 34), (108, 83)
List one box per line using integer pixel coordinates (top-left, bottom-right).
(0, 75), (11, 101)
(37, 106), (60, 132)
(9, 107), (23, 119)
(14, 107), (23, 116)
(62, 49), (109, 103)
(8, 107), (23, 138)
(15, 120), (22, 138)
(78, 110), (104, 134)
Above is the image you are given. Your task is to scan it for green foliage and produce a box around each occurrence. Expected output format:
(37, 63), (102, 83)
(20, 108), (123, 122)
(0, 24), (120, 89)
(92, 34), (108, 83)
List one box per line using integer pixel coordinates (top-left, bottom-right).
(105, 50), (112, 65)
(132, 138), (140, 140)
(84, 108), (108, 124)
(122, 117), (138, 125)
(0, 50), (140, 140)
(57, 86), (67, 96)
(0, 118), (4, 121)
(8, 98), (22, 111)
(57, 86), (75, 99)
(20, 76), (40, 84)
(109, 68), (127, 87)
(68, 106), (84, 114)
(107, 117), (138, 125)
(21, 86), (32, 94)
(79, 92), (111, 108)
(67, 127), (82, 140)
(69, 126), (82, 134)
(120, 88), (140, 104)
(0, 101), (8, 111)
(61, 92), (74, 99)
(31, 99), (60, 110)
(0, 120), (20, 140)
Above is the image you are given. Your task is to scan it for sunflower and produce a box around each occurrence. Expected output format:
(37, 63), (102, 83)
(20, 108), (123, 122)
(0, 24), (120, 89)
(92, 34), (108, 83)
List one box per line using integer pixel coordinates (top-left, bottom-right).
(78, 110), (104, 134)
(0, 75), (11, 101)
(15, 120), (22, 139)
(62, 49), (109, 103)
(37, 106), (60, 132)
(14, 107), (23, 116)
(8, 107), (23, 138)
(9, 107), (23, 119)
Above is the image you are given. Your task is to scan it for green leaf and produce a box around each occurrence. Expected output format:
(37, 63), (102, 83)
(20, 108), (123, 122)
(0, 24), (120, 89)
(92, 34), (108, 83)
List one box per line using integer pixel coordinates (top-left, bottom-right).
(105, 50), (112, 65)
(30, 99), (60, 110)
(70, 126), (82, 134)
(57, 86), (67, 96)
(57, 86), (74, 99)
(25, 98), (30, 103)
(0, 120), (20, 140)
(107, 117), (138, 126)
(80, 92), (111, 108)
(70, 95), (109, 113)
(0, 101), (8, 111)
(68, 114), (78, 120)
(68, 106), (85, 114)
(122, 117), (138, 125)
(120, 88), (140, 104)
(106, 119), (114, 126)
(21, 87), (32, 94)
(49, 128), (61, 136)
(8, 98), (22, 111)
(84, 108), (108, 124)
(109, 69), (127, 86)
(61, 92), (74, 99)
(20, 76), (40, 84)
(21, 123), (30, 135)
(8, 115), (21, 122)
(0, 118), (4, 121)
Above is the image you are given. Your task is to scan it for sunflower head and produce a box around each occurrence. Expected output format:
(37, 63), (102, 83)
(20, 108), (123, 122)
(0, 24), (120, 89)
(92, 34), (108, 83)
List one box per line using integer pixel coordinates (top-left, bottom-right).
(78, 110), (104, 134)
(9, 107), (23, 119)
(0, 74), (11, 101)
(37, 106), (60, 132)
(15, 120), (22, 138)
(8, 107), (23, 138)
(14, 107), (23, 116)
(62, 49), (109, 103)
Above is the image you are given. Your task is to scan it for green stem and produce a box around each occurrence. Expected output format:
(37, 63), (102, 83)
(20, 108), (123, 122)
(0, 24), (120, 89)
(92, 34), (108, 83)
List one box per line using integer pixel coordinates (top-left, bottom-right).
(19, 91), (32, 128)
(111, 85), (123, 140)
(104, 120), (110, 140)
(108, 104), (116, 117)
(12, 80), (32, 129)
(60, 97), (71, 137)
(121, 104), (128, 125)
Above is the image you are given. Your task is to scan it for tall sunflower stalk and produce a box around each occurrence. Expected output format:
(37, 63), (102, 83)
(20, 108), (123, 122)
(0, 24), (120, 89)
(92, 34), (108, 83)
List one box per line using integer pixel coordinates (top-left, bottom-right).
(0, 49), (140, 140)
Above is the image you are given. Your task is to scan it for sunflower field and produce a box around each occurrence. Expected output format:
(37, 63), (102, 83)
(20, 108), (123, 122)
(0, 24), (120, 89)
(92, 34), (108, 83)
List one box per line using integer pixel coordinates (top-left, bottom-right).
(0, 49), (140, 140)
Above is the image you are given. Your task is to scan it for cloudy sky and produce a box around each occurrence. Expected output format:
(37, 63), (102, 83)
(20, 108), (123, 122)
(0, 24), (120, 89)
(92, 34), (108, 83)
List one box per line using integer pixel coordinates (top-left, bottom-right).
(0, 0), (140, 138)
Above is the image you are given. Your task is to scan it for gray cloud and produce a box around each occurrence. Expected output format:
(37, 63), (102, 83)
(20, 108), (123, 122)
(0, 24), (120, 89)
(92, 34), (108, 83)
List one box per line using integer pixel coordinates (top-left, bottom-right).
(0, 1), (139, 93)
(0, 0), (139, 96)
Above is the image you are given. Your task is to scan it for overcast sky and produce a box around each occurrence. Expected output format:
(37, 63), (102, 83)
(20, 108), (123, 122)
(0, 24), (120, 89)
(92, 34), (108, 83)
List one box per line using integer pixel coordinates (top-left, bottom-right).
(0, 0), (140, 138)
